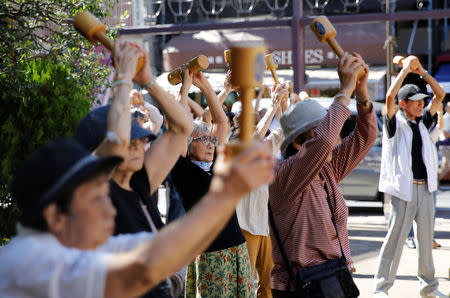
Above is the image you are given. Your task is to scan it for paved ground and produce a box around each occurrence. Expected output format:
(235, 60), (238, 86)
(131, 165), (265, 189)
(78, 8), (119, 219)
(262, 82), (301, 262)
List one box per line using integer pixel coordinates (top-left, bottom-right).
(347, 189), (450, 298)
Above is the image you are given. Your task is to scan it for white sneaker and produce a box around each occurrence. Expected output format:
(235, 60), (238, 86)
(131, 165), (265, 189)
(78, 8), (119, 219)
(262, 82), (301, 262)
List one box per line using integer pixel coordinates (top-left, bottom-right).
(373, 292), (388, 298)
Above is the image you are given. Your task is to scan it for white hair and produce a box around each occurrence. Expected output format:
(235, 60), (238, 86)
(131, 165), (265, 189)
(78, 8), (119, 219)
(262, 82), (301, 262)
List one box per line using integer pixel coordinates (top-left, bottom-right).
(187, 120), (210, 154)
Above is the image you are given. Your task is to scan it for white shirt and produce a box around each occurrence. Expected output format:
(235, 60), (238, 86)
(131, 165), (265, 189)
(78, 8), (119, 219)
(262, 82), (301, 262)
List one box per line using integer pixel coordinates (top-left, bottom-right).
(443, 112), (450, 134)
(379, 111), (437, 201)
(0, 224), (153, 298)
(236, 127), (284, 235)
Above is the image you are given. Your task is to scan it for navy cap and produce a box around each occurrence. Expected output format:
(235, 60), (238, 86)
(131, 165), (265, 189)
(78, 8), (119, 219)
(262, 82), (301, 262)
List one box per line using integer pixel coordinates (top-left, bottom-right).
(397, 84), (429, 102)
(75, 105), (156, 152)
(11, 138), (123, 221)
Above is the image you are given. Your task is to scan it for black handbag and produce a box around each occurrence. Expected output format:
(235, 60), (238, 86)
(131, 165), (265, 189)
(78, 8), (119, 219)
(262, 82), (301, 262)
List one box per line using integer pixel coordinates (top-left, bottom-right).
(268, 178), (359, 298)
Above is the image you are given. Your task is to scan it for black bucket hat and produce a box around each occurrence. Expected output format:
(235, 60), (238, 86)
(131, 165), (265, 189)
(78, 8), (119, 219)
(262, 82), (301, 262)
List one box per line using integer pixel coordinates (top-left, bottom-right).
(75, 105), (156, 152)
(11, 138), (123, 217)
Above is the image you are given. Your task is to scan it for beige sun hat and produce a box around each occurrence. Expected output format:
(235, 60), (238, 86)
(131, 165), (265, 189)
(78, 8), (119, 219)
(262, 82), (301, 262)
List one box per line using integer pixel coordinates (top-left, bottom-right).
(280, 99), (327, 155)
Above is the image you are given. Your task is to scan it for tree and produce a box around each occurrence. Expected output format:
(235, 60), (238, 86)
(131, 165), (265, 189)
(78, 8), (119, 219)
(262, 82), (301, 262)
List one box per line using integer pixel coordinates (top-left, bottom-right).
(0, 0), (120, 238)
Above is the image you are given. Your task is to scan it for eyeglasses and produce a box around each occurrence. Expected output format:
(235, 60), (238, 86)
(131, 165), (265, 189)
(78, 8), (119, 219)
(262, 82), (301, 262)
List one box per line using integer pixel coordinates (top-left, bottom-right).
(192, 135), (219, 147)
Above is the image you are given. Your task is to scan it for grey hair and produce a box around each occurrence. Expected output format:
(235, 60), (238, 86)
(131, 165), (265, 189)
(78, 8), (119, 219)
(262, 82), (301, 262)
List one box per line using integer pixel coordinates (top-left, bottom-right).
(187, 120), (211, 154)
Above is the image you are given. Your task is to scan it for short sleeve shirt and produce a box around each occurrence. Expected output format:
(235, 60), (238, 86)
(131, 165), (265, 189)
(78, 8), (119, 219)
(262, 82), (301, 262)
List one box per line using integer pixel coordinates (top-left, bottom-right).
(384, 107), (436, 179)
(0, 225), (152, 298)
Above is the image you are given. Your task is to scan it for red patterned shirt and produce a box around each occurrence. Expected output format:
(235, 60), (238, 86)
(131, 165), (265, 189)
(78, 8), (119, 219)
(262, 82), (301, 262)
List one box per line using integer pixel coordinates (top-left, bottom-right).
(269, 100), (378, 291)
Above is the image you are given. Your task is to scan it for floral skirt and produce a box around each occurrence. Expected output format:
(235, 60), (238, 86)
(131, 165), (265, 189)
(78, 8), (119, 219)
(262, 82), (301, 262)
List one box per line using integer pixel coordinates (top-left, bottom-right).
(185, 242), (254, 297)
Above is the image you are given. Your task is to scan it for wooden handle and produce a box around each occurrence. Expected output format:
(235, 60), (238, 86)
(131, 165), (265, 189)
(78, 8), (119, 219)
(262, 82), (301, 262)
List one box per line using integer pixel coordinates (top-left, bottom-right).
(270, 69), (279, 84)
(95, 32), (114, 51)
(327, 38), (344, 58)
(328, 38), (366, 80)
(168, 55), (209, 85)
(240, 88), (255, 142)
(74, 11), (143, 74)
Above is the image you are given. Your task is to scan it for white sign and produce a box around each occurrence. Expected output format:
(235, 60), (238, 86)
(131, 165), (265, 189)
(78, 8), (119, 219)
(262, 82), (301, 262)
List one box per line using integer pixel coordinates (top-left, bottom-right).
(272, 49), (339, 66)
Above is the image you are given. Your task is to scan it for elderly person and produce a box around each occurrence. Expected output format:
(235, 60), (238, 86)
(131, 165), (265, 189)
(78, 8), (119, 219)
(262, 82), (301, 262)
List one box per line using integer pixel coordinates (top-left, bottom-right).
(171, 71), (253, 297)
(75, 43), (194, 298)
(235, 83), (287, 298)
(0, 41), (275, 298)
(374, 55), (444, 298)
(269, 53), (378, 297)
(0, 138), (275, 298)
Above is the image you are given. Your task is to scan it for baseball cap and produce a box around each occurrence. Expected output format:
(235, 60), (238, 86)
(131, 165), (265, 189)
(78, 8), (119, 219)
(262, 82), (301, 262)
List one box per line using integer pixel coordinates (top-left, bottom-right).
(397, 84), (429, 102)
(11, 138), (123, 222)
(76, 105), (156, 152)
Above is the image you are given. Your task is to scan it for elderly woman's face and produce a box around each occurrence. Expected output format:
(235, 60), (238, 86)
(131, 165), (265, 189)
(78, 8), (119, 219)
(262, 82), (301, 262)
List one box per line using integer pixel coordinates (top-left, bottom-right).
(190, 130), (217, 162)
(117, 138), (146, 172)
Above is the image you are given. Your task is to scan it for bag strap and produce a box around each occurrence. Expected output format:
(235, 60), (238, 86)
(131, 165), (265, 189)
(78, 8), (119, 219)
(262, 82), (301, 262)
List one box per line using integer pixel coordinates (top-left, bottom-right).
(268, 203), (298, 292)
(322, 177), (347, 262)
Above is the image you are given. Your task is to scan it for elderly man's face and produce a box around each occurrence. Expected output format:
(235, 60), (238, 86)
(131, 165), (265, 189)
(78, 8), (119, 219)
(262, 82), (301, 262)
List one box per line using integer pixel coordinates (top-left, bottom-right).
(400, 99), (425, 120)
(56, 173), (116, 250)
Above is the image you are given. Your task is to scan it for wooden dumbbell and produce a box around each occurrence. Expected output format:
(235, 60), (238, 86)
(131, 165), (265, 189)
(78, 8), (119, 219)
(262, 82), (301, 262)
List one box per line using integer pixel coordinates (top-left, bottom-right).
(393, 55), (419, 70)
(224, 49), (231, 66)
(73, 11), (144, 73)
(230, 42), (266, 147)
(265, 53), (289, 104)
(286, 80), (294, 93)
(167, 55), (209, 85)
(310, 15), (366, 80)
(264, 54), (280, 84)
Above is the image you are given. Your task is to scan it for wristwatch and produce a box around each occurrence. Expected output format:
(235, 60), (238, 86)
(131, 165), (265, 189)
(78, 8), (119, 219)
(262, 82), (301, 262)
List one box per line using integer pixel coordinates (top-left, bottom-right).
(356, 100), (371, 107)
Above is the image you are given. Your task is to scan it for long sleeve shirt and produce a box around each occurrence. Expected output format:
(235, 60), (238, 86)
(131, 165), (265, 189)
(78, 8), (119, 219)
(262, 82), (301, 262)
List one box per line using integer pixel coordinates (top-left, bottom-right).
(269, 100), (378, 291)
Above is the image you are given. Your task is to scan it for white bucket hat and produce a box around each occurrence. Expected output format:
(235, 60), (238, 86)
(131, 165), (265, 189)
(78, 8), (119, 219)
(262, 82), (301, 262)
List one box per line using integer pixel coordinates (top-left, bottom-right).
(280, 99), (327, 156)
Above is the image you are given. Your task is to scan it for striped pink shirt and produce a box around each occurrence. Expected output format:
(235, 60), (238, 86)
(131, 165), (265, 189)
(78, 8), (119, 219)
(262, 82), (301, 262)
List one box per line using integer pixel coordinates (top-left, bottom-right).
(269, 100), (378, 291)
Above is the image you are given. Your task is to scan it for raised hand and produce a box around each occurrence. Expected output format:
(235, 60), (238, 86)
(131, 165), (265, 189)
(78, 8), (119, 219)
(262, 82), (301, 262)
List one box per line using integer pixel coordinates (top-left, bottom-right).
(353, 52), (370, 102)
(192, 71), (213, 92)
(337, 52), (363, 100)
(132, 46), (154, 87)
(180, 68), (193, 95)
(130, 89), (144, 106)
(113, 42), (143, 81)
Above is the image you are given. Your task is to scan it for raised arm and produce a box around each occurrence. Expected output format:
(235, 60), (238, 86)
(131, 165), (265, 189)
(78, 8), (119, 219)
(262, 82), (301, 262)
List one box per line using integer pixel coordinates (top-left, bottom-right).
(202, 70), (232, 125)
(193, 71), (229, 145)
(419, 71), (445, 116)
(177, 69), (194, 116)
(104, 142), (275, 298)
(188, 98), (205, 119)
(133, 49), (194, 194)
(386, 61), (411, 119)
(278, 53), (361, 194)
(94, 42), (142, 158)
(331, 53), (378, 182)
(254, 84), (286, 139)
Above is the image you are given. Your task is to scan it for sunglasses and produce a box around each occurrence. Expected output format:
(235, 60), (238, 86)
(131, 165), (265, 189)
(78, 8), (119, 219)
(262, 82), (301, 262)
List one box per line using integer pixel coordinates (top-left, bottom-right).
(192, 135), (219, 147)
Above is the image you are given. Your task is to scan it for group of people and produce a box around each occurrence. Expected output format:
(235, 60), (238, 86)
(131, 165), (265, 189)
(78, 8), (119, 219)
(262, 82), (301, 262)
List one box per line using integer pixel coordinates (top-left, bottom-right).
(0, 39), (445, 298)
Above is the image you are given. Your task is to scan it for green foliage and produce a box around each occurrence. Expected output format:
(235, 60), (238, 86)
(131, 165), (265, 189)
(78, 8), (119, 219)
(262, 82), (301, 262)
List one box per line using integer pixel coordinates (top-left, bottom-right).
(0, 0), (120, 238)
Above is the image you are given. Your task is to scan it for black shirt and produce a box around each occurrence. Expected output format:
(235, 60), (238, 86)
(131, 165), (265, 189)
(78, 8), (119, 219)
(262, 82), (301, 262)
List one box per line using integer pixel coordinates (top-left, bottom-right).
(110, 167), (170, 298)
(171, 156), (246, 252)
(384, 107), (436, 180)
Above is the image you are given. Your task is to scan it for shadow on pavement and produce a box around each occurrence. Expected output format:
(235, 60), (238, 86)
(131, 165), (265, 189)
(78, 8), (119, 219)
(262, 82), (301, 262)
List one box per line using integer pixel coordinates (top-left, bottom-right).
(352, 274), (419, 281)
